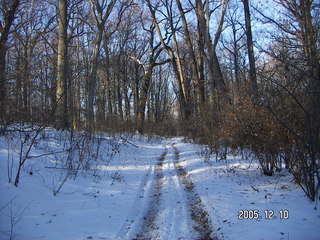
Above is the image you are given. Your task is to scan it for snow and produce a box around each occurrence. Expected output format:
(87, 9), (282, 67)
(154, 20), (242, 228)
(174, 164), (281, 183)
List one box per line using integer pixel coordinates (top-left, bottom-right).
(174, 142), (320, 240)
(0, 128), (319, 240)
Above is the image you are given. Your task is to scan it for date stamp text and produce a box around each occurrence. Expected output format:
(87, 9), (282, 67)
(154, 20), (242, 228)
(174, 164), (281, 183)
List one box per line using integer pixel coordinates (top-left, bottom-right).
(238, 209), (289, 220)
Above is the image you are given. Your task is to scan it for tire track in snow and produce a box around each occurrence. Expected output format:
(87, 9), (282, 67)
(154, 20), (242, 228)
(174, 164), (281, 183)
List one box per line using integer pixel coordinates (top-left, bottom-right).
(133, 147), (168, 240)
(173, 144), (217, 240)
(120, 143), (216, 240)
(160, 149), (196, 240)
(115, 164), (155, 240)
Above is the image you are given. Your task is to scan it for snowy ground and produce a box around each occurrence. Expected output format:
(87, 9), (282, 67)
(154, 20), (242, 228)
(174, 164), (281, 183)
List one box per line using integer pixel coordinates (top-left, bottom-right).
(0, 127), (319, 240)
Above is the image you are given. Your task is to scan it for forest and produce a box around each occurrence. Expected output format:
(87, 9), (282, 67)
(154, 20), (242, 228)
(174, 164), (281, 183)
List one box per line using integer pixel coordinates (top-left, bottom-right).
(0, 0), (319, 204)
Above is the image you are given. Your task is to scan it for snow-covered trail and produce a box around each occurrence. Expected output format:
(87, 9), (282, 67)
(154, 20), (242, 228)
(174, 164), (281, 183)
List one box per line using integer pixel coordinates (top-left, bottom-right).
(120, 143), (216, 240)
(1, 131), (319, 240)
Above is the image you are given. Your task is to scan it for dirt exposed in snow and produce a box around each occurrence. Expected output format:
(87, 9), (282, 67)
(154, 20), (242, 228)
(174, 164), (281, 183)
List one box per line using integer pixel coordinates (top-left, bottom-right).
(173, 145), (216, 240)
(134, 148), (168, 239)
(133, 145), (216, 240)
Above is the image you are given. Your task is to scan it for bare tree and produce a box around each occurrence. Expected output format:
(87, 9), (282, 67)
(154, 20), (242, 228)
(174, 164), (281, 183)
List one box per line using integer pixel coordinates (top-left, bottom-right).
(176, 0), (205, 106)
(12, 0), (55, 122)
(56, 0), (69, 129)
(242, 0), (257, 93)
(129, 23), (169, 133)
(146, 0), (190, 125)
(87, 0), (116, 127)
(195, 0), (229, 102)
(223, 1), (246, 88)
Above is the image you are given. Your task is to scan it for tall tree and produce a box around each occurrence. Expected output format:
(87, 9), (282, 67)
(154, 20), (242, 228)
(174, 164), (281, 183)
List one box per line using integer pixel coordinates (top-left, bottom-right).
(223, 2), (246, 87)
(176, 0), (205, 106)
(195, 0), (229, 102)
(0, 0), (20, 121)
(56, 0), (69, 129)
(145, 0), (190, 124)
(242, 0), (257, 92)
(87, 0), (116, 126)
(130, 24), (168, 133)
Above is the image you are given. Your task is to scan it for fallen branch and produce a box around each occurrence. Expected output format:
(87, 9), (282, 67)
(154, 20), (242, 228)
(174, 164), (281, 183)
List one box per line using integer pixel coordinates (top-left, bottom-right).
(120, 136), (139, 148)
(27, 150), (68, 159)
(45, 166), (77, 171)
(251, 185), (260, 192)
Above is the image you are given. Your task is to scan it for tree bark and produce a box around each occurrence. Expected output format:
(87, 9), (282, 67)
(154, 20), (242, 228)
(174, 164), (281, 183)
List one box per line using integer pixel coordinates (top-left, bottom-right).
(15, 56), (23, 117)
(87, 25), (103, 124)
(242, 0), (258, 92)
(87, 0), (116, 127)
(195, 0), (229, 102)
(137, 70), (152, 133)
(56, 0), (69, 129)
(176, 0), (205, 106)
(23, 47), (31, 121)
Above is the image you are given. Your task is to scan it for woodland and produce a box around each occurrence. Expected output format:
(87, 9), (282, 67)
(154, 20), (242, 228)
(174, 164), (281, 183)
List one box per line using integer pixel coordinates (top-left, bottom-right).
(0, 0), (319, 201)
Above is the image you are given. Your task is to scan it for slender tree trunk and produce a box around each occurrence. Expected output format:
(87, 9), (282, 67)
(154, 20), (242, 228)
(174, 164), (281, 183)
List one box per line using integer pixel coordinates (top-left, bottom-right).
(176, 0), (205, 106)
(15, 56), (23, 118)
(197, 26), (206, 100)
(0, 44), (6, 121)
(87, 0), (116, 128)
(117, 75), (123, 121)
(195, 0), (228, 103)
(232, 23), (240, 86)
(137, 70), (152, 133)
(73, 26), (81, 130)
(56, 0), (69, 129)
(242, 0), (258, 92)
(87, 26), (103, 125)
(102, 33), (113, 122)
(133, 64), (140, 122)
(112, 71), (118, 118)
(107, 87), (113, 119)
(123, 84), (131, 122)
(23, 47), (31, 121)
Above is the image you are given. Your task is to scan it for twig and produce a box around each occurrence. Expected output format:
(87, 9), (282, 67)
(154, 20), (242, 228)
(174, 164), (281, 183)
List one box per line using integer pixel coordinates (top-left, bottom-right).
(251, 185), (260, 192)
(120, 136), (139, 148)
(27, 150), (68, 159)
(45, 166), (77, 171)
(0, 196), (18, 212)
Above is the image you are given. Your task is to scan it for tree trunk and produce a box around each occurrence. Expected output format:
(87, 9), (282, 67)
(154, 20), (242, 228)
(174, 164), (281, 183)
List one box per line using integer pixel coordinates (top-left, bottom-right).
(73, 26), (81, 130)
(87, 26), (103, 125)
(242, 0), (258, 92)
(146, 0), (190, 124)
(195, 0), (229, 103)
(23, 47), (31, 121)
(117, 75), (123, 121)
(176, 0), (205, 106)
(123, 84), (131, 122)
(15, 56), (23, 118)
(0, 0), (20, 121)
(56, 0), (69, 129)
(231, 23), (240, 86)
(107, 87), (113, 119)
(0, 44), (6, 121)
(137, 70), (152, 133)
(87, 0), (116, 128)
